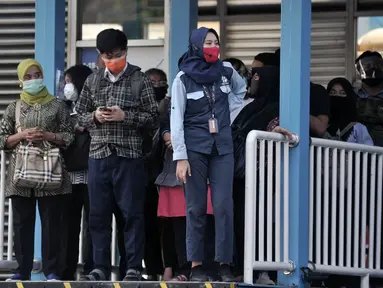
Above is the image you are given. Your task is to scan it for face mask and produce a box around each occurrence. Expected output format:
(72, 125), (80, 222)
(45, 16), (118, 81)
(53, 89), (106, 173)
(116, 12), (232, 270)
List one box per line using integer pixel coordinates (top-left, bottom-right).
(103, 55), (127, 74)
(203, 47), (220, 63)
(330, 97), (355, 122)
(362, 78), (383, 87)
(64, 83), (78, 102)
(153, 86), (167, 102)
(23, 79), (45, 95)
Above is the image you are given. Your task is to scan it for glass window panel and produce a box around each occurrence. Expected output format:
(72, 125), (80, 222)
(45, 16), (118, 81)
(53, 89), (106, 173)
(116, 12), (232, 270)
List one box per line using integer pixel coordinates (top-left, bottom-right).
(147, 21), (220, 40)
(80, 0), (164, 40)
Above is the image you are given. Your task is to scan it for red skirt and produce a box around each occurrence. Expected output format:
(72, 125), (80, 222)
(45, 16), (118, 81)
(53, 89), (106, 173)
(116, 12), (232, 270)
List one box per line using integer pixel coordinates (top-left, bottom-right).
(157, 185), (214, 217)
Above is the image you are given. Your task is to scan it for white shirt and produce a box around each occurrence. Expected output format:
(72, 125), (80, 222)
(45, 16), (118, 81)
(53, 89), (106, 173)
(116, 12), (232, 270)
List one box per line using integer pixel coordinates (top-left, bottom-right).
(104, 63), (128, 83)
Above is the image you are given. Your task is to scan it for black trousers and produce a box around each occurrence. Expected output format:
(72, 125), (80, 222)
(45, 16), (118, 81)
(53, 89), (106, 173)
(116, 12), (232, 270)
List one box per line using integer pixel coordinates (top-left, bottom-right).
(88, 154), (146, 277)
(161, 218), (178, 270)
(161, 216), (216, 277)
(233, 178), (245, 276)
(12, 195), (67, 278)
(62, 184), (93, 280)
(144, 183), (163, 277)
(113, 199), (127, 280)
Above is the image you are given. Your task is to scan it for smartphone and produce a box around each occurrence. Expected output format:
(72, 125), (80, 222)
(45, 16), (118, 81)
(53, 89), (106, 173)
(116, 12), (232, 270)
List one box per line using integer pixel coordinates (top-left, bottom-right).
(99, 106), (112, 112)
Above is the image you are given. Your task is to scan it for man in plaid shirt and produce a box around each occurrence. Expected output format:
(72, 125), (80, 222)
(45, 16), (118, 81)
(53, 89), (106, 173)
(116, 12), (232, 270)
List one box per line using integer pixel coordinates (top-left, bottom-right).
(75, 29), (159, 281)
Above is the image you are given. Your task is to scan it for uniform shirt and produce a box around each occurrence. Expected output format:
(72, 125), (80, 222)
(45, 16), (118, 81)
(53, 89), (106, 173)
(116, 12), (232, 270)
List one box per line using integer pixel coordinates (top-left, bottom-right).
(171, 61), (247, 160)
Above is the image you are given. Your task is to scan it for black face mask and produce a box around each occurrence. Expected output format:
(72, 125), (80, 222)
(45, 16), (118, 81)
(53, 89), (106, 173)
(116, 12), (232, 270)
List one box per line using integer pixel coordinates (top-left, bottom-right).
(330, 97), (355, 124)
(153, 86), (167, 101)
(362, 78), (383, 87)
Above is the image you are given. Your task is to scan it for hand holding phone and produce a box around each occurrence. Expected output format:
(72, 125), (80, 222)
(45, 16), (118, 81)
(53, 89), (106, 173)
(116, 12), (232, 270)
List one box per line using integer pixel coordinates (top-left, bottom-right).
(98, 106), (112, 112)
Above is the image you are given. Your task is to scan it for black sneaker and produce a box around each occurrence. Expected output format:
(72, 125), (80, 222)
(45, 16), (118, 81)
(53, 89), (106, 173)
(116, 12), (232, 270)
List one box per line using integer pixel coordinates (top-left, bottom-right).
(190, 265), (208, 282)
(219, 264), (237, 282)
(123, 269), (142, 281)
(79, 269), (107, 281)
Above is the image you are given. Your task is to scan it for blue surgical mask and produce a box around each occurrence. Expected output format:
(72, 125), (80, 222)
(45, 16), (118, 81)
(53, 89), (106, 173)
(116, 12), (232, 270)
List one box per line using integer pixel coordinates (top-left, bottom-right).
(23, 79), (45, 95)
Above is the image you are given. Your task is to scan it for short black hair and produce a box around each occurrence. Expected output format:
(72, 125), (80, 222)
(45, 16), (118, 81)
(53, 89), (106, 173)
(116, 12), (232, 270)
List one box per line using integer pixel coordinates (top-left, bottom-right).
(96, 29), (127, 54)
(355, 50), (382, 63)
(254, 52), (279, 66)
(223, 57), (248, 77)
(224, 58), (245, 71)
(64, 65), (93, 95)
(145, 68), (167, 82)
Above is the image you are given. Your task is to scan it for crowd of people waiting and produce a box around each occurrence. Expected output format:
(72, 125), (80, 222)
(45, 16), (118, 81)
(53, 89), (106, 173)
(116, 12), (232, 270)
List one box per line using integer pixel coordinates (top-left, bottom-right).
(0, 26), (381, 285)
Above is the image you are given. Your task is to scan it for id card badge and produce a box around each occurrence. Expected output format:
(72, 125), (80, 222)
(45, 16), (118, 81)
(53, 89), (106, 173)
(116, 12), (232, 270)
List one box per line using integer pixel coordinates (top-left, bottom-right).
(209, 118), (219, 134)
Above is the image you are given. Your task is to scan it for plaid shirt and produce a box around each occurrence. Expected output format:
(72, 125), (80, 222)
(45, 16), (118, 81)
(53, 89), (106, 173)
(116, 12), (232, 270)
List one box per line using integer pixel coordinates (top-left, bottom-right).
(75, 64), (159, 159)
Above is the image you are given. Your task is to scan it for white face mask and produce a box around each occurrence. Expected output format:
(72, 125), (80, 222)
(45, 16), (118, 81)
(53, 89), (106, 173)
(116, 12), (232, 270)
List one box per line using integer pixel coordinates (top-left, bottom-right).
(64, 83), (78, 102)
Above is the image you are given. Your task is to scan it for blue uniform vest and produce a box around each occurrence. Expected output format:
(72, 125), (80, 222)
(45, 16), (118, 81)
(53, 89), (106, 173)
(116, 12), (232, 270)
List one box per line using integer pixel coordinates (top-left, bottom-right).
(180, 65), (234, 155)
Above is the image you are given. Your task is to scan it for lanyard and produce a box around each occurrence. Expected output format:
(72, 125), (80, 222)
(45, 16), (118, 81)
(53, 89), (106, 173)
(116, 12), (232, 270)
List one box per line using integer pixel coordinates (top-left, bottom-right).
(202, 85), (216, 118)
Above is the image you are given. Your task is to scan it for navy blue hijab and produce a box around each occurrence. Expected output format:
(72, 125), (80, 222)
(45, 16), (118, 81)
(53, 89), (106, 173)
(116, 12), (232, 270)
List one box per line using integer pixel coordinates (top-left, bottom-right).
(180, 27), (223, 85)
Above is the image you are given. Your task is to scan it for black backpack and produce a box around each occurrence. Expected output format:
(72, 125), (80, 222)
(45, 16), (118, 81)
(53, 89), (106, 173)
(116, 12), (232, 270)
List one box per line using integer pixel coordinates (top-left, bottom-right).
(62, 129), (91, 172)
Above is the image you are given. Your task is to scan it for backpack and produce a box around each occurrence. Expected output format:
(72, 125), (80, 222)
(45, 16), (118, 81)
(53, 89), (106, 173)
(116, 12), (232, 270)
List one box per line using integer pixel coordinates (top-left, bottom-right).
(88, 68), (159, 156)
(62, 129), (91, 172)
(357, 97), (383, 146)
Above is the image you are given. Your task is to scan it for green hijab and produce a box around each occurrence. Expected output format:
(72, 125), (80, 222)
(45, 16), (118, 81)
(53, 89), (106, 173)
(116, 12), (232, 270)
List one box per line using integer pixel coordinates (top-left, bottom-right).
(17, 59), (55, 106)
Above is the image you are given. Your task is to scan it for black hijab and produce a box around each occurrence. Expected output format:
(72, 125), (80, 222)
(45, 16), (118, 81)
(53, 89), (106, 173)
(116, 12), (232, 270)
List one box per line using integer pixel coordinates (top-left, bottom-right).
(326, 77), (358, 136)
(250, 66), (280, 110)
(232, 66), (280, 132)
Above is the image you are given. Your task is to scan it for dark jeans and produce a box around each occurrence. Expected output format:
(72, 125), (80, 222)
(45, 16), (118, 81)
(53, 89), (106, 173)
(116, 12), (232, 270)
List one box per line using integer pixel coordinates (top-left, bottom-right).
(233, 178), (245, 275)
(185, 151), (234, 263)
(88, 152), (146, 277)
(62, 184), (93, 280)
(12, 195), (67, 278)
(144, 183), (163, 277)
(113, 200), (127, 280)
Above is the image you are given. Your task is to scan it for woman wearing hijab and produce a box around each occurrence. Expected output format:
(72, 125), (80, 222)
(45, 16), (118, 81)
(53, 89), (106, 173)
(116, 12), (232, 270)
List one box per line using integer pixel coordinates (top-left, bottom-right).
(171, 27), (246, 281)
(230, 64), (280, 284)
(0, 59), (74, 281)
(326, 77), (373, 145)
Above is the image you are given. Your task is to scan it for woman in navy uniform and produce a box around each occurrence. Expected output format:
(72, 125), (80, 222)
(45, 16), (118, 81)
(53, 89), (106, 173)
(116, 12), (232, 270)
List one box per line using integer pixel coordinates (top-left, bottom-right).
(170, 27), (246, 282)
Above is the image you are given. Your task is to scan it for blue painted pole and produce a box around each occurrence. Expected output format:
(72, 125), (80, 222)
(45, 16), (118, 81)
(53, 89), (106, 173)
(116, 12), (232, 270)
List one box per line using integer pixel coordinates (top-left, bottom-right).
(169, 0), (198, 90)
(33, 0), (65, 280)
(278, 0), (311, 287)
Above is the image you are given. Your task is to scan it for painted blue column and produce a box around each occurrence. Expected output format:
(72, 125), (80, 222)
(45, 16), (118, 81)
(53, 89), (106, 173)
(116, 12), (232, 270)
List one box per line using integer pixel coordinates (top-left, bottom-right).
(33, 0), (66, 280)
(278, 0), (311, 287)
(169, 0), (198, 89)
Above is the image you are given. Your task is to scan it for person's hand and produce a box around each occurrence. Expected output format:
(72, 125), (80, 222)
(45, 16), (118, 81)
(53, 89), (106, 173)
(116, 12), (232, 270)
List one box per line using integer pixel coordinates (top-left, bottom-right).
(102, 106), (125, 122)
(24, 128), (44, 143)
(176, 160), (191, 184)
(272, 126), (293, 141)
(76, 126), (85, 132)
(94, 108), (106, 123)
(163, 132), (172, 150)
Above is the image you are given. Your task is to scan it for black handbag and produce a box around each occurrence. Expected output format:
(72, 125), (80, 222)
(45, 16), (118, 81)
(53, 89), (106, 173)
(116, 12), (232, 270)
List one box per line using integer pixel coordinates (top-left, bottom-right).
(62, 131), (91, 172)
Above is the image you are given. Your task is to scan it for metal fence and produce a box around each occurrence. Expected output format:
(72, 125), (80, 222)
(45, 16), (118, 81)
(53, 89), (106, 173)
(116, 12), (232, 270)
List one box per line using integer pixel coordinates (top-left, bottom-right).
(244, 130), (383, 287)
(2, 130), (383, 285)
